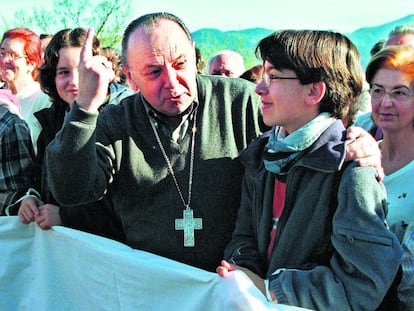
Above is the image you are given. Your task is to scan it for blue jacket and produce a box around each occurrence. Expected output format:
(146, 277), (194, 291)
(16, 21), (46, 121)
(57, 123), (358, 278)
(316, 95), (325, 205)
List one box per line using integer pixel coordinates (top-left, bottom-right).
(224, 120), (403, 310)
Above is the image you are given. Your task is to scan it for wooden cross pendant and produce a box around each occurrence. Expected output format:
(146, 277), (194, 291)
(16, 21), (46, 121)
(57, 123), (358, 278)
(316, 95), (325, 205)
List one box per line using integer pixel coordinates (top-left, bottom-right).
(175, 208), (203, 247)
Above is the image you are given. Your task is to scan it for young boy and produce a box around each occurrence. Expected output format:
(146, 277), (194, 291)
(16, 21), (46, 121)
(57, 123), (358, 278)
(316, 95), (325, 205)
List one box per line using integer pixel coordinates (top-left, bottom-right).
(217, 30), (403, 310)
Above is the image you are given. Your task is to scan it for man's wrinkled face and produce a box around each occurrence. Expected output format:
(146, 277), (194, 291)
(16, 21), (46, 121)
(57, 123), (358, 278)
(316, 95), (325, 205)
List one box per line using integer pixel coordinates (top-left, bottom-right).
(123, 19), (198, 116)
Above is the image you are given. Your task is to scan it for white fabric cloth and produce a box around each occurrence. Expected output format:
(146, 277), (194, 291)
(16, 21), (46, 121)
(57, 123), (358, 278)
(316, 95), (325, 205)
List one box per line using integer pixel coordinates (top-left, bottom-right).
(0, 217), (309, 311)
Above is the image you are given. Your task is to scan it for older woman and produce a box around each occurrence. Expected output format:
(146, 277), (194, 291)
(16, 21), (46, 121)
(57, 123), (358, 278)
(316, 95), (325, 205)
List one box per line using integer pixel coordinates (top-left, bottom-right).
(0, 28), (51, 153)
(366, 45), (414, 310)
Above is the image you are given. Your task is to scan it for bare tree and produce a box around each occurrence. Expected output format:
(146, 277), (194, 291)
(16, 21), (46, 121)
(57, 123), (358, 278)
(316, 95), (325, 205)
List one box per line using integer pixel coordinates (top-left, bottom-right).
(0, 0), (132, 49)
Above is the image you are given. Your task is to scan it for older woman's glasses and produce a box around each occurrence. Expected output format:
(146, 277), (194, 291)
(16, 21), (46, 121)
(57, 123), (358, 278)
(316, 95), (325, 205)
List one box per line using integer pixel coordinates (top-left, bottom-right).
(261, 73), (298, 88)
(0, 50), (27, 61)
(369, 86), (414, 104)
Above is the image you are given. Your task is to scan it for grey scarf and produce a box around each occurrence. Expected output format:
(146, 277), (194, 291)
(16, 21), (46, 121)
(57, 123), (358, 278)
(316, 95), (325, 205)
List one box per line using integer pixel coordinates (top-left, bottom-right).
(263, 113), (336, 174)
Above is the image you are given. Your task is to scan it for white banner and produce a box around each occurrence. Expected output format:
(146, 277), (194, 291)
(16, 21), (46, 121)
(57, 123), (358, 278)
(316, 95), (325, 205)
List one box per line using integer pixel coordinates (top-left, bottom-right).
(0, 217), (309, 311)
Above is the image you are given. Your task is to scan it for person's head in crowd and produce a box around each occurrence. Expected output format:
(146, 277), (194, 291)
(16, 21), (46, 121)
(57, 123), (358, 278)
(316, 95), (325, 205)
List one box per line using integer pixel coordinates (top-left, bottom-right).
(43, 11), (387, 275)
(39, 34), (52, 57)
(195, 47), (205, 74)
(208, 49), (245, 78)
(255, 29), (363, 131)
(370, 38), (385, 56)
(39, 28), (101, 107)
(102, 46), (127, 84)
(385, 24), (414, 47)
(121, 12), (197, 116)
(240, 64), (263, 84)
(0, 28), (42, 93)
(366, 45), (414, 131)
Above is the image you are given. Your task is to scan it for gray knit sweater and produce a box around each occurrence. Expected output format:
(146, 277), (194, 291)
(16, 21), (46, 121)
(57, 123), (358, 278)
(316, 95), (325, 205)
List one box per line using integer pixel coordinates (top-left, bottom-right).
(45, 75), (263, 271)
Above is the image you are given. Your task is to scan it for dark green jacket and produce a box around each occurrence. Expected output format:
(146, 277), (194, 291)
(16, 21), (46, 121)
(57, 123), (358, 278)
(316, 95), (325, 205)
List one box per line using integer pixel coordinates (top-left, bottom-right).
(46, 75), (263, 271)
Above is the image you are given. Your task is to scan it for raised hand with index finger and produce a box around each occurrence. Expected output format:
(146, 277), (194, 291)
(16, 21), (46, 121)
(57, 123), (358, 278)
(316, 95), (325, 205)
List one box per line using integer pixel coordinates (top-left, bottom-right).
(76, 27), (114, 112)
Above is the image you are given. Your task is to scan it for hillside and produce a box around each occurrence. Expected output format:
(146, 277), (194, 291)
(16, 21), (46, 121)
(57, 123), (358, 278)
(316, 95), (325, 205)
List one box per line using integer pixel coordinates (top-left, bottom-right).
(192, 14), (414, 72)
(347, 14), (414, 67)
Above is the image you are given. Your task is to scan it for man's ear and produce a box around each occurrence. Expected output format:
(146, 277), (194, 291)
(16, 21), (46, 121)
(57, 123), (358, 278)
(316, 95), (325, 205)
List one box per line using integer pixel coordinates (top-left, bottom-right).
(305, 81), (326, 106)
(121, 64), (139, 92)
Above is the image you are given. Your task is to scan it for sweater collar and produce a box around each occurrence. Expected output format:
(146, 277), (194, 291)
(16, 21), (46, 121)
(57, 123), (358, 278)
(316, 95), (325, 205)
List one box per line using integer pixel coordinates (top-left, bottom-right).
(141, 94), (198, 143)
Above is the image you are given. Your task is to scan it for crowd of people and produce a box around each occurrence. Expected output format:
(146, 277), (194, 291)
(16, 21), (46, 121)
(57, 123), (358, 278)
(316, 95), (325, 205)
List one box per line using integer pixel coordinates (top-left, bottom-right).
(0, 12), (412, 311)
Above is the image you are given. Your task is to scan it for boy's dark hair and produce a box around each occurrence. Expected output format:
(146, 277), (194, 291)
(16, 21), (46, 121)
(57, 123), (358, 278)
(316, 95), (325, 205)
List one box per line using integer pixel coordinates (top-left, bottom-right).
(255, 30), (363, 120)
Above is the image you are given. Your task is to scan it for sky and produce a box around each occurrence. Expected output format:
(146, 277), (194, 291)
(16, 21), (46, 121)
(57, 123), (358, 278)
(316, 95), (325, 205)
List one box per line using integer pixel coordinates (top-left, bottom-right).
(2, 0), (414, 33)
